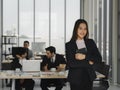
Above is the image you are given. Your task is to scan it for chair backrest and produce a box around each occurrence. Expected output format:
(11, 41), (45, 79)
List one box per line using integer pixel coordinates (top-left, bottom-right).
(93, 62), (110, 79)
(93, 62), (110, 89)
(101, 64), (110, 79)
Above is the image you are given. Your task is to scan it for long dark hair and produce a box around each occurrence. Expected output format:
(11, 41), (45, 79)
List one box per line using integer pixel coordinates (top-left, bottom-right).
(70, 19), (89, 42)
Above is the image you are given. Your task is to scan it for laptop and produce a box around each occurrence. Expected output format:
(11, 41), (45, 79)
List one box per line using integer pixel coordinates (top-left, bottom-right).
(22, 60), (42, 72)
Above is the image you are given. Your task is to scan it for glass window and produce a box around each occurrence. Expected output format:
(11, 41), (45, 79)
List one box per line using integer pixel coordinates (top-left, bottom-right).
(2, 0), (18, 60)
(51, 0), (65, 54)
(19, 0), (33, 48)
(3, 0), (18, 36)
(35, 0), (49, 53)
(66, 0), (80, 42)
(2, 0), (81, 55)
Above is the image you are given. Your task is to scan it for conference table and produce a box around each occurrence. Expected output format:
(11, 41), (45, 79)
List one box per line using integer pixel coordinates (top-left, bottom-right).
(0, 70), (105, 90)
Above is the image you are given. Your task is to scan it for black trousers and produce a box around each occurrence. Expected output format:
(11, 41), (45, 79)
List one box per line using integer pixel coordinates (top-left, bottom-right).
(15, 79), (35, 90)
(69, 69), (93, 90)
(70, 81), (93, 90)
(40, 79), (64, 90)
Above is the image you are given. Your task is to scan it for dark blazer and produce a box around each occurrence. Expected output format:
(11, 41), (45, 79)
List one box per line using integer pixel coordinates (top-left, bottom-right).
(65, 39), (102, 83)
(11, 58), (35, 90)
(41, 54), (66, 70)
(11, 57), (22, 70)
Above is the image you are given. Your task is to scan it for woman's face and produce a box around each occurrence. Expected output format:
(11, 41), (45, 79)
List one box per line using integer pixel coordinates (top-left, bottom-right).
(77, 23), (87, 40)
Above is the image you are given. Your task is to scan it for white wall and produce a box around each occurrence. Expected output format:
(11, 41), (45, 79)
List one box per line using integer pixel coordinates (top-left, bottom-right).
(83, 0), (119, 85)
(118, 0), (120, 84)
(112, 0), (118, 85)
(84, 0), (93, 38)
(0, 0), (2, 87)
(0, 0), (2, 69)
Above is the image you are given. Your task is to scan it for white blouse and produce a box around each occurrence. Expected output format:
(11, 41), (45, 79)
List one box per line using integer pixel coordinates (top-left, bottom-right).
(76, 39), (86, 49)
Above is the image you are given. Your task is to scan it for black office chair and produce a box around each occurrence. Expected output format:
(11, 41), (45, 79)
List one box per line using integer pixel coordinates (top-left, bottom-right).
(93, 62), (110, 90)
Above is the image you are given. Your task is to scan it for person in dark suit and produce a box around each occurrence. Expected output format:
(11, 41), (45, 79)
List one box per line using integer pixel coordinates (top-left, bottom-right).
(15, 41), (33, 60)
(40, 46), (66, 90)
(11, 47), (35, 90)
(65, 19), (102, 90)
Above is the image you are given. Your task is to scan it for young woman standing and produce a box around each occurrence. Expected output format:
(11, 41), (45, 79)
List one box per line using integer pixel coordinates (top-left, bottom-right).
(65, 19), (102, 90)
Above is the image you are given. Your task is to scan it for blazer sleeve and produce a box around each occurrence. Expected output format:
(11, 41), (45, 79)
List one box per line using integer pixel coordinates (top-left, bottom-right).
(85, 39), (102, 64)
(65, 39), (102, 69)
(59, 55), (66, 64)
(41, 56), (48, 70)
(11, 58), (22, 70)
(54, 54), (66, 66)
(65, 42), (90, 68)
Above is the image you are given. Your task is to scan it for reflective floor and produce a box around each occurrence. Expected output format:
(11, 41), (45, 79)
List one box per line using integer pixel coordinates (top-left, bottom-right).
(0, 79), (120, 90)
(0, 84), (120, 90)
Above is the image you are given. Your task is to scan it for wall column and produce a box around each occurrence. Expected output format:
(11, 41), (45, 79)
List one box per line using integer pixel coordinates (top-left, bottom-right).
(0, 0), (2, 70)
(0, 0), (3, 87)
(112, 0), (118, 85)
(117, 0), (120, 84)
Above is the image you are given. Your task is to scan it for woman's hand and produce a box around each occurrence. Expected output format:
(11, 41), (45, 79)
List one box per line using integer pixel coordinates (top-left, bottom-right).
(75, 53), (86, 60)
(89, 61), (94, 65)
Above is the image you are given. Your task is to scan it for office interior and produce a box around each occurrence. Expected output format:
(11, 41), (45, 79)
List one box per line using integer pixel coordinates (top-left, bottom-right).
(0, 0), (120, 90)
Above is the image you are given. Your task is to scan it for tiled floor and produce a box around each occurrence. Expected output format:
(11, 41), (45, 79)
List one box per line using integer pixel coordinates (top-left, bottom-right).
(0, 79), (120, 90)
(0, 84), (120, 90)
(108, 84), (120, 90)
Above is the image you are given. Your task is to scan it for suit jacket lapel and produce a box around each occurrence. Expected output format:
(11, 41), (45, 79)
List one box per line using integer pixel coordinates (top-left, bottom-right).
(70, 41), (78, 54)
(84, 39), (89, 50)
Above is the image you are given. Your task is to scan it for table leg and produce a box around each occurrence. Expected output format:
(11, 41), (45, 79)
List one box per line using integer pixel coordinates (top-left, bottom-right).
(11, 79), (15, 90)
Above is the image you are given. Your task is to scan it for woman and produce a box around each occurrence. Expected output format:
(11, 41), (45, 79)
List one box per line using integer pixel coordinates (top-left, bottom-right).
(65, 19), (102, 90)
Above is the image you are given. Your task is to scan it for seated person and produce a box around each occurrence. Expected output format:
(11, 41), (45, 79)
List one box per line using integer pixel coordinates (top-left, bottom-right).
(40, 46), (66, 90)
(11, 47), (35, 90)
(23, 40), (33, 59)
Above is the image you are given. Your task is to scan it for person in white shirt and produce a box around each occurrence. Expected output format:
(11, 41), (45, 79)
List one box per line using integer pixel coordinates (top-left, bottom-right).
(23, 41), (33, 59)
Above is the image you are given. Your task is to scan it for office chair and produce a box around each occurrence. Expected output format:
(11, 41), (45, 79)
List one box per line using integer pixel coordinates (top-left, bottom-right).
(93, 62), (110, 90)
